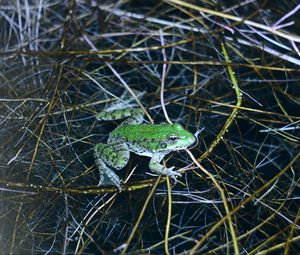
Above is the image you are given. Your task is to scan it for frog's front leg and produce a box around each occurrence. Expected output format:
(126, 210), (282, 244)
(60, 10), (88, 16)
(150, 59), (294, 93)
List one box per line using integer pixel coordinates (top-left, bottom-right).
(94, 143), (130, 188)
(149, 153), (182, 181)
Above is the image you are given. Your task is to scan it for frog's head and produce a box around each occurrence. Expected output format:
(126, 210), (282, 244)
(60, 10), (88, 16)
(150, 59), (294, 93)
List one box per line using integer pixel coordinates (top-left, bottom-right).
(159, 123), (196, 151)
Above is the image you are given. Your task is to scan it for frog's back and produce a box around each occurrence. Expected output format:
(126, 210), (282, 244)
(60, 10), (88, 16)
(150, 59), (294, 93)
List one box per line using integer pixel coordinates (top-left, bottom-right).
(111, 123), (174, 142)
(109, 122), (195, 154)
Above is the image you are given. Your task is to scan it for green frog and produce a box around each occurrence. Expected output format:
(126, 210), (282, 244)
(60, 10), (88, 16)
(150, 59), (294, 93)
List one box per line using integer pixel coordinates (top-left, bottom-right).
(94, 106), (196, 189)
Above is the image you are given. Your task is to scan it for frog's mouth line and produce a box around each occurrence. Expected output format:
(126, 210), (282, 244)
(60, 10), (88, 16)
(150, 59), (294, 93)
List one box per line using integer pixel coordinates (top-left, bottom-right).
(174, 136), (197, 151)
(187, 138), (197, 150)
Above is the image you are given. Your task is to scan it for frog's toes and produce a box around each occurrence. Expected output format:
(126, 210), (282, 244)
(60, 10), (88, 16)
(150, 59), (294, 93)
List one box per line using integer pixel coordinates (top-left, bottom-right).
(99, 167), (122, 189)
(164, 167), (182, 181)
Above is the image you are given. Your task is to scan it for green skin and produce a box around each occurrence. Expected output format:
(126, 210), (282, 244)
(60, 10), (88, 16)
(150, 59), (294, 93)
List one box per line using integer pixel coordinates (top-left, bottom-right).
(94, 108), (196, 188)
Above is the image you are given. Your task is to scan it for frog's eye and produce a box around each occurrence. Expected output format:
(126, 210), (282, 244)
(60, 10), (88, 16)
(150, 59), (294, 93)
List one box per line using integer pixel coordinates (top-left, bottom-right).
(160, 142), (167, 148)
(168, 135), (178, 141)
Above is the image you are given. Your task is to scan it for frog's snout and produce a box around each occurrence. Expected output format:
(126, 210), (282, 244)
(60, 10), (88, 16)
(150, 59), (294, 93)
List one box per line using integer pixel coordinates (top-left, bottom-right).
(187, 135), (197, 148)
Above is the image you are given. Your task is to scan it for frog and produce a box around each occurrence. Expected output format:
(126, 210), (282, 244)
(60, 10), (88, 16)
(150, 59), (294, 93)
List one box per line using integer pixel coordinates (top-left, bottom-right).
(94, 106), (196, 189)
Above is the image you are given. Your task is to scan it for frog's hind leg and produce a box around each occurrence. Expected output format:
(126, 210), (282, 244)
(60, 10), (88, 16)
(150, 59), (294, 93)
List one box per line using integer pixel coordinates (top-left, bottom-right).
(94, 143), (130, 170)
(96, 108), (144, 125)
(93, 155), (121, 188)
(120, 108), (144, 125)
(94, 143), (130, 188)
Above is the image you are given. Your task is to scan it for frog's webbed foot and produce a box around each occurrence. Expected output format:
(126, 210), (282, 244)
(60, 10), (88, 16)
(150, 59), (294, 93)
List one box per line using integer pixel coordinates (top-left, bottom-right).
(163, 166), (182, 182)
(149, 157), (182, 182)
(99, 166), (122, 190)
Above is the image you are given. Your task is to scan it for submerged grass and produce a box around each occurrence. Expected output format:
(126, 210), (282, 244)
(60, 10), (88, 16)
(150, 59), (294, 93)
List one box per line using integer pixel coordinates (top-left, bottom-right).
(0, 1), (299, 254)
